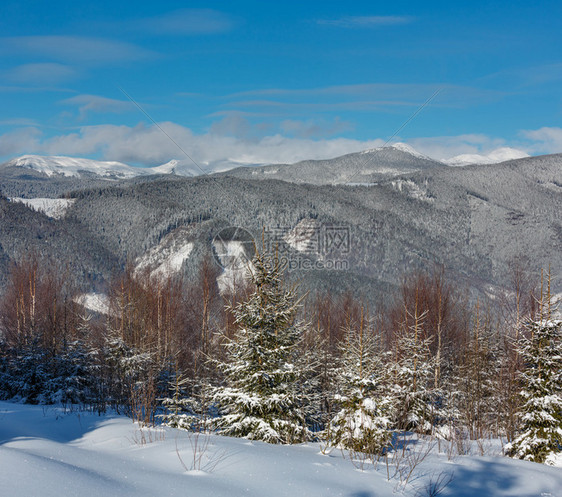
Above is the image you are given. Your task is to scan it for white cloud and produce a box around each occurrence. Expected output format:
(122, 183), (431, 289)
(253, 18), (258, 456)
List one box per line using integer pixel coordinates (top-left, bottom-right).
(280, 118), (353, 138)
(0, 36), (154, 64)
(317, 16), (413, 28)
(405, 134), (508, 161)
(481, 62), (562, 88)
(0, 122), (381, 168)
(4, 63), (78, 85)
(0, 85), (75, 94)
(445, 147), (529, 166)
(0, 122), (557, 170)
(130, 9), (236, 35)
(59, 94), (134, 120)
(520, 127), (562, 154)
(0, 127), (42, 157)
(0, 118), (39, 127)
(225, 83), (505, 112)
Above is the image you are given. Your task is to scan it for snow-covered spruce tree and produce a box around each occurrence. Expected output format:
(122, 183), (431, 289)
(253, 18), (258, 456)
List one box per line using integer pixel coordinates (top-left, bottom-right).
(453, 303), (501, 439)
(210, 251), (313, 444)
(159, 373), (201, 430)
(103, 334), (157, 422)
(505, 313), (562, 464)
(390, 306), (436, 433)
(328, 308), (392, 454)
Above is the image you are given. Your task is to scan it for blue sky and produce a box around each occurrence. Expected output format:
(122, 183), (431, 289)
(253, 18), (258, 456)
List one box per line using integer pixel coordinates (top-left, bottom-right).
(1, 0), (562, 167)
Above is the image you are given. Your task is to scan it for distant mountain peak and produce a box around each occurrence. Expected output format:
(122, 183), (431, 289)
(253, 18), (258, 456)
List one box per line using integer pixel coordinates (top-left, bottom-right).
(359, 142), (433, 161)
(445, 147), (529, 166)
(152, 159), (180, 175)
(389, 142), (431, 159)
(220, 142), (444, 185)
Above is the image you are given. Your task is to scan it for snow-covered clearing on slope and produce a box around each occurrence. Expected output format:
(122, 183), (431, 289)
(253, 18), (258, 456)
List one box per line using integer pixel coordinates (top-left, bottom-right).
(213, 240), (254, 294)
(0, 402), (561, 497)
(284, 219), (321, 254)
(134, 232), (194, 280)
(149, 242), (194, 280)
(9, 197), (76, 219)
(74, 293), (110, 315)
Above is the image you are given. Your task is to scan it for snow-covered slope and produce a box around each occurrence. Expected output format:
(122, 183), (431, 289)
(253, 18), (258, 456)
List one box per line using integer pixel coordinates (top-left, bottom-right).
(150, 159), (198, 177)
(446, 147), (529, 166)
(74, 293), (110, 315)
(0, 401), (560, 497)
(135, 227), (195, 280)
(284, 218), (322, 254)
(213, 240), (254, 293)
(8, 197), (75, 219)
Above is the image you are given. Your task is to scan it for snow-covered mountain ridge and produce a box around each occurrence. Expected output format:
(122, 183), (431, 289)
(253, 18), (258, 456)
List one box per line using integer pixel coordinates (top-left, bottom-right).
(3, 143), (533, 184)
(446, 147), (530, 167)
(361, 142), (432, 160)
(3, 155), (198, 179)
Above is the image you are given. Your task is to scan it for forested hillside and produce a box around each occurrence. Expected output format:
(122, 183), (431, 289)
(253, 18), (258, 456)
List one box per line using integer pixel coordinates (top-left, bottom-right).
(1, 151), (562, 302)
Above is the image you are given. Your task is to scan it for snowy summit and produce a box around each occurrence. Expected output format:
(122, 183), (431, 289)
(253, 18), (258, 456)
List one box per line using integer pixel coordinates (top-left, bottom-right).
(445, 147), (529, 166)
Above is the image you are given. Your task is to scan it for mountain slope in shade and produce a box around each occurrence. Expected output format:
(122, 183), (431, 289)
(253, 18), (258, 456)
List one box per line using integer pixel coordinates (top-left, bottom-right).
(219, 143), (445, 185)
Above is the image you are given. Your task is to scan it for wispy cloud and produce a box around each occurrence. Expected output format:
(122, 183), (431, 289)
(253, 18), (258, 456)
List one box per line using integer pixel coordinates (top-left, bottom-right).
(0, 121), (381, 167)
(59, 94), (134, 120)
(481, 62), (562, 88)
(223, 83), (505, 115)
(223, 99), (418, 114)
(520, 127), (562, 154)
(4, 63), (78, 85)
(228, 83), (502, 99)
(280, 118), (353, 139)
(0, 118), (40, 127)
(0, 36), (154, 64)
(128, 9), (237, 35)
(317, 16), (413, 28)
(406, 134), (510, 161)
(0, 127), (43, 157)
(0, 85), (76, 94)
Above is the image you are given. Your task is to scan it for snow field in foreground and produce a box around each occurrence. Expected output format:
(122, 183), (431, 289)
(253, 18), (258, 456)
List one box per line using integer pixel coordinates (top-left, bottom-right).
(0, 401), (561, 497)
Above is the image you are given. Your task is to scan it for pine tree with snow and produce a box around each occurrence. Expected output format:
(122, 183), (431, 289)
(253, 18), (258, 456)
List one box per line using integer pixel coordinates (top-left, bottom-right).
(159, 373), (201, 430)
(505, 314), (562, 464)
(210, 251), (313, 444)
(453, 304), (502, 439)
(390, 306), (436, 432)
(328, 308), (392, 454)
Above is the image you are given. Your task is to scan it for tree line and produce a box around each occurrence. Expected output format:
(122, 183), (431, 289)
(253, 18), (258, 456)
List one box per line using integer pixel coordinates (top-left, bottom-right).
(0, 251), (560, 465)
